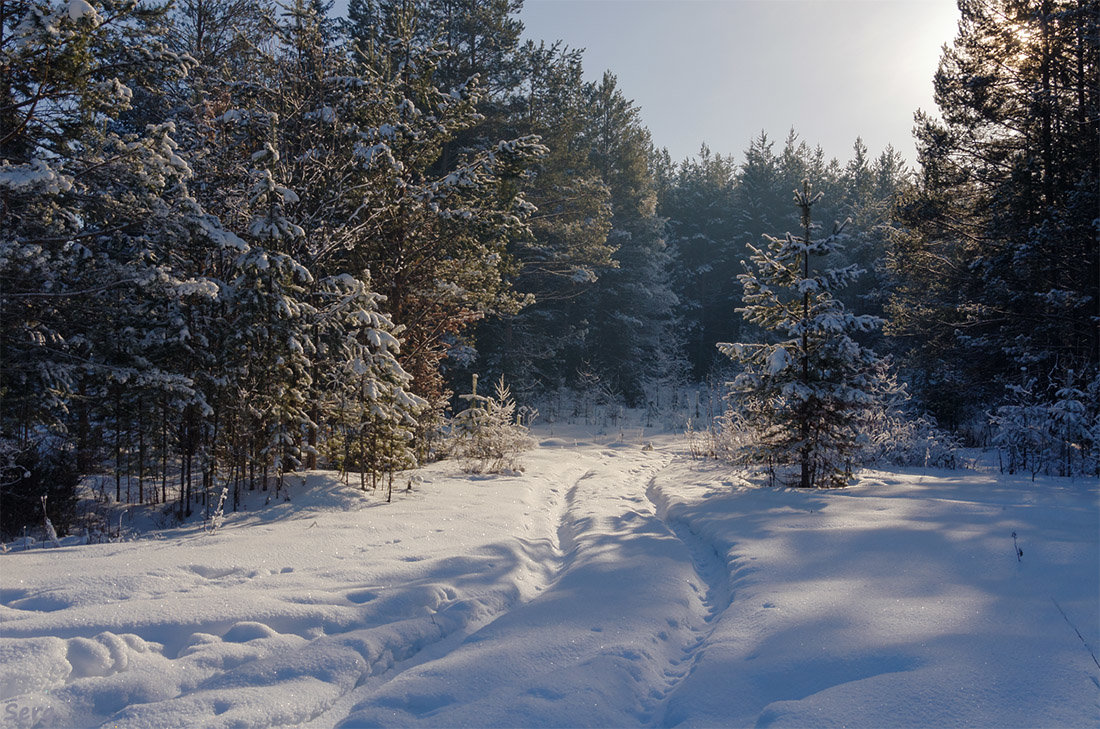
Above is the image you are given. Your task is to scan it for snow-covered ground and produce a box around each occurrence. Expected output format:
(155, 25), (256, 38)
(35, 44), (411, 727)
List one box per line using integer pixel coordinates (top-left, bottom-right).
(2, 428), (1097, 728)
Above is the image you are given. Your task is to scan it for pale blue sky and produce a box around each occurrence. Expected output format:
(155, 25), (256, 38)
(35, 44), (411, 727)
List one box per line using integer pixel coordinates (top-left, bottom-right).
(520, 0), (960, 165)
(332, 0), (961, 166)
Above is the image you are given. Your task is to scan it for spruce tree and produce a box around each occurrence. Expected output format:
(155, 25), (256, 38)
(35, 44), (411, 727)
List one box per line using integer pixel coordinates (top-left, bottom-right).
(718, 182), (883, 488)
(734, 132), (784, 247)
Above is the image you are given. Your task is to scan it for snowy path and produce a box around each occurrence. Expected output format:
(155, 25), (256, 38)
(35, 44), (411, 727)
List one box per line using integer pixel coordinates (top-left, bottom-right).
(329, 443), (706, 727)
(1, 437), (721, 728)
(1, 433), (1097, 729)
(644, 474), (734, 726)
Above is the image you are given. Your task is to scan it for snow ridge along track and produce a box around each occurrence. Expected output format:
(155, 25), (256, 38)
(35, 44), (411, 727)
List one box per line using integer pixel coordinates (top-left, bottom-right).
(644, 468), (735, 726)
(303, 463), (602, 727)
(553, 468), (594, 563)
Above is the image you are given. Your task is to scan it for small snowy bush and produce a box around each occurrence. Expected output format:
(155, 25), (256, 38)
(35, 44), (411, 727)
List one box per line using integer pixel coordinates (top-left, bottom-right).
(858, 360), (961, 468)
(451, 377), (535, 474)
(862, 413), (961, 469)
(688, 408), (761, 464)
(991, 371), (1099, 478)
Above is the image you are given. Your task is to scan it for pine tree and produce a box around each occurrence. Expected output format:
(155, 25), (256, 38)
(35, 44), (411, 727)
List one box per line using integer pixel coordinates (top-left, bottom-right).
(888, 0), (1099, 432)
(165, 0), (274, 83)
(570, 72), (680, 405)
(659, 144), (741, 380)
(0, 0), (224, 526)
(348, 4), (621, 403)
(1, 0), (482, 522)
(835, 139), (909, 328)
(337, 1), (544, 411)
(168, 0), (542, 465)
(718, 182), (883, 488)
(183, 0), (426, 488)
(451, 375), (533, 473)
(471, 40), (616, 397)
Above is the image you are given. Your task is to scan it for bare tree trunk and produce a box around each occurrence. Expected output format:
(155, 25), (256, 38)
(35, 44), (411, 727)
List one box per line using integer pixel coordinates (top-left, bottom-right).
(115, 388), (123, 502)
(161, 400), (168, 505)
(137, 409), (145, 505)
(799, 191), (813, 489)
(178, 454), (186, 520)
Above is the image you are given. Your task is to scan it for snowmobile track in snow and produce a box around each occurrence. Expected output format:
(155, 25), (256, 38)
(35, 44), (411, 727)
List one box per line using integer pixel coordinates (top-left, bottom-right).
(305, 465), (606, 726)
(644, 470), (734, 726)
(553, 468), (594, 561)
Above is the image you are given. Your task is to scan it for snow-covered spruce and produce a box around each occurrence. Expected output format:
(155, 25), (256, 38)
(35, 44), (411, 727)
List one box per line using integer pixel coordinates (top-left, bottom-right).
(450, 375), (535, 474)
(718, 181), (885, 488)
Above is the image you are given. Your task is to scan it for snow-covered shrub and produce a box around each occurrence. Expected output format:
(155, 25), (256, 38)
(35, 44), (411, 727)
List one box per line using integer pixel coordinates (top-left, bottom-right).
(686, 408), (757, 463)
(991, 371), (1099, 478)
(858, 360), (961, 468)
(451, 377), (535, 474)
(710, 382), (961, 475)
(684, 419), (709, 460)
(712, 347), (961, 476)
(1049, 373), (1099, 477)
(862, 414), (961, 469)
(991, 379), (1051, 478)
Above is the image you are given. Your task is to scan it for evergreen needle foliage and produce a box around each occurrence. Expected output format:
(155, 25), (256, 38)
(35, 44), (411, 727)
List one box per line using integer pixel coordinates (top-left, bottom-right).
(2, 0), (1096, 537)
(888, 0), (1099, 447)
(451, 376), (535, 474)
(718, 182), (884, 488)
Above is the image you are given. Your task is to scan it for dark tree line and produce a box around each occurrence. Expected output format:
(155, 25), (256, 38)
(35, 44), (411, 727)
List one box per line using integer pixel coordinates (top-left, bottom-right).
(890, 0), (1098, 426)
(654, 133), (908, 383)
(887, 0), (1098, 477)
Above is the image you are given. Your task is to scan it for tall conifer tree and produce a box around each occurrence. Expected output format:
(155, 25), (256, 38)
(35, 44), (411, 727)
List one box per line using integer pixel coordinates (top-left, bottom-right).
(719, 183), (883, 488)
(889, 0), (1099, 427)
